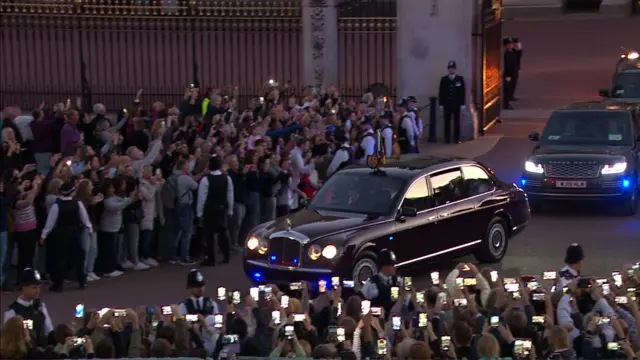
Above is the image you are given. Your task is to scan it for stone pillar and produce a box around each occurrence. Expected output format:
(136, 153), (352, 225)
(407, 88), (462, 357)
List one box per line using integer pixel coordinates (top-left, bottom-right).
(397, 0), (479, 142)
(302, 0), (340, 89)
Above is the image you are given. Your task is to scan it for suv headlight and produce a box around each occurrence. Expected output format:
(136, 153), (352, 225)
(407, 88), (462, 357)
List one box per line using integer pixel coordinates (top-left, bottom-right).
(601, 162), (627, 175)
(524, 161), (544, 174)
(247, 236), (259, 250)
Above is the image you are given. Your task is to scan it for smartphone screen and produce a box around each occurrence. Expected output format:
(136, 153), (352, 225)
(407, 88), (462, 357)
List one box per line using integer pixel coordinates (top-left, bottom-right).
(464, 278), (477, 286)
(514, 339), (532, 357)
(214, 314), (223, 328)
(342, 280), (355, 288)
(232, 291), (241, 304)
(532, 293), (546, 301)
(318, 280), (327, 293)
(75, 304), (85, 318)
(418, 313), (428, 328)
(392, 316), (401, 331)
(416, 292), (425, 304)
(161, 306), (172, 315)
(331, 276), (340, 289)
(217, 287), (226, 301)
(490, 270), (499, 282)
(490, 316), (500, 327)
(294, 313), (305, 322)
(377, 338), (387, 355)
(285, 325), (294, 339)
(185, 314), (199, 322)
(543, 271), (557, 280)
(290, 282), (303, 290)
(613, 271), (622, 286)
(390, 286), (399, 301)
(455, 277), (464, 289)
(532, 316), (545, 324)
(438, 292), (448, 304)
(454, 298), (468, 307)
(281, 295), (289, 308)
(250, 287), (259, 301)
(431, 271), (440, 285)
(361, 300), (371, 315)
(404, 277), (412, 290)
(271, 310), (280, 325)
(336, 326), (345, 342)
(441, 336), (451, 351)
(371, 306), (382, 316)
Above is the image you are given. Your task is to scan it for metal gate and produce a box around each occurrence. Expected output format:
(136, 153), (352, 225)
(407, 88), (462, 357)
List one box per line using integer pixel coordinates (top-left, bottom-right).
(337, 0), (397, 102)
(480, 0), (503, 132)
(0, 0), (302, 110)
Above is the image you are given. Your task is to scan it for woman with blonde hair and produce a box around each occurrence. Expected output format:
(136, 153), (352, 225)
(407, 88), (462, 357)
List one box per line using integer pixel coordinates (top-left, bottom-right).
(0, 315), (44, 359)
(476, 333), (501, 360)
(75, 179), (103, 281)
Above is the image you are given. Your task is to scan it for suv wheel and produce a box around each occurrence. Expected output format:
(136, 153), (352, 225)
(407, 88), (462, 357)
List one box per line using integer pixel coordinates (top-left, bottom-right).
(352, 250), (378, 285)
(620, 190), (638, 216)
(475, 217), (509, 263)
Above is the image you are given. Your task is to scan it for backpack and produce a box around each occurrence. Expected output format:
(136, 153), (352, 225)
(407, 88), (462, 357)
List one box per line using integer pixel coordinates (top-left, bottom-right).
(161, 174), (186, 209)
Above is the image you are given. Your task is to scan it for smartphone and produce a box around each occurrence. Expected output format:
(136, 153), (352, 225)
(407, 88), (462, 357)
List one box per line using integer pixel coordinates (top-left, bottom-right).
(72, 337), (86, 346)
(318, 279), (327, 293)
(532, 315), (545, 324)
(65, 160), (72, 166)
(504, 279), (519, 293)
(113, 309), (126, 317)
(438, 292), (448, 304)
(418, 313), (428, 328)
(284, 325), (294, 339)
(390, 286), (399, 301)
(336, 326), (345, 342)
(490, 270), (499, 282)
(290, 282), (303, 290)
(602, 283), (611, 295)
(98, 308), (111, 317)
(391, 315), (401, 331)
(361, 300), (371, 315)
(371, 306), (382, 316)
(532, 293), (546, 301)
(276, 145), (281, 153)
(595, 316), (611, 325)
(214, 314), (223, 328)
(455, 277), (464, 289)
(613, 271), (622, 286)
(331, 276), (340, 289)
(464, 278), (477, 286)
(294, 313), (305, 322)
(259, 97), (265, 103)
(416, 291), (425, 304)
(607, 342), (620, 351)
(441, 336), (451, 351)
(377, 338), (387, 355)
(345, 119), (352, 128)
(161, 306), (172, 315)
(514, 339), (533, 357)
(185, 314), (199, 322)
(454, 298), (468, 307)
(543, 271), (557, 280)
(75, 304), (85, 318)
(342, 280), (355, 288)
(628, 287), (637, 300)
(250, 287), (259, 301)
(232, 291), (241, 304)
(190, 83), (195, 88)
(217, 287), (226, 301)
(281, 295), (289, 309)
(264, 285), (273, 300)
(23, 319), (33, 330)
(527, 281), (539, 290)
(490, 316), (500, 327)
(404, 277), (412, 290)
(271, 310), (281, 325)
(161, 120), (166, 128)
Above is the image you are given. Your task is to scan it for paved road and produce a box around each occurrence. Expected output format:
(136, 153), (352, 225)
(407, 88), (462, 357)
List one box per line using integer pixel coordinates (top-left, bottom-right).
(2, 17), (640, 324)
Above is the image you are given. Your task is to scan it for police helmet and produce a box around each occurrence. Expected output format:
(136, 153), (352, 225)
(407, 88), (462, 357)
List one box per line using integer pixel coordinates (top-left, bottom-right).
(378, 249), (398, 267)
(186, 269), (206, 288)
(20, 268), (43, 287)
(564, 243), (584, 265)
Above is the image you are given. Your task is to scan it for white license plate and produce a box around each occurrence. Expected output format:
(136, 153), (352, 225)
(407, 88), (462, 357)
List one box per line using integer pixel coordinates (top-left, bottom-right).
(556, 181), (586, 188)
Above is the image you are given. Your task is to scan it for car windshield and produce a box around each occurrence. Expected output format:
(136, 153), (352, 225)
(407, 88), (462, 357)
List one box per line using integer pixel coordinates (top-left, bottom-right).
(612, 71), (640, 98)
(540, 111), (633, 146)
(309, 172), (405, 216)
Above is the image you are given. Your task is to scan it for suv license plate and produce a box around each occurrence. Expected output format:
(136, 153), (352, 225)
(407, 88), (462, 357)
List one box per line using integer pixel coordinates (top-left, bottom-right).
(556, 181), (586, 188)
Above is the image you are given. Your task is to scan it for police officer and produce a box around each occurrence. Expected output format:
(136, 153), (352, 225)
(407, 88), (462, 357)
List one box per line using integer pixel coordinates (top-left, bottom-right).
(40, 181), (93, 292)
(3, 268), (54, 347)
(360, 249), (406, 319)
(512, 37), (523, 101)
(438, 61), (466, 143)
(503, 37), (518, 110)
(178, 269), (219, 316)
(326, 129), (354, 177)
(407, 96), (423, 152)
(558, 243), (584, 287)
(196, 156), (234, 266)
(355, 117), (375, 162)
(396, 100), (415, 154)
(379, 110), (394, 158)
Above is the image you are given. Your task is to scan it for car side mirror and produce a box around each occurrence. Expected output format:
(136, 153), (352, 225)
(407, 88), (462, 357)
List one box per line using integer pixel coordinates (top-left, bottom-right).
(599, 89), (610, 97)
(399, 206), (417, 218)
(528, 131), (540, 142)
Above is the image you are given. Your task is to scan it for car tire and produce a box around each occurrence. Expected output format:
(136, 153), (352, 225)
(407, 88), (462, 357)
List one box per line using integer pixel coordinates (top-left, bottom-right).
(352, 250), (378, 285)
(475, 217), (509, 263)
(620, 190), (638, 216)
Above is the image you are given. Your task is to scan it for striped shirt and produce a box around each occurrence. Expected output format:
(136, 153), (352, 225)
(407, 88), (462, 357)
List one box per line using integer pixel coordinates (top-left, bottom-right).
(13, 204), (37, 232)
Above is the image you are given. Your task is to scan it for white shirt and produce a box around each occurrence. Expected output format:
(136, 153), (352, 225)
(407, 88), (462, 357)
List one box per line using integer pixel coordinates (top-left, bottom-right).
(359, 129), (376, 161)
(14, 116), (35, 141)
(3, 297), (54, 335)
(291, 146), (314, 183)
(400, 113), (415, 146)
(41, 197), (93, 239)
(178, 297), (220, 354)
(360, 274), (406, 300)
(381, 126), (394, 157)
(326, 142), (351, 177)
(196, 170), (234, 218)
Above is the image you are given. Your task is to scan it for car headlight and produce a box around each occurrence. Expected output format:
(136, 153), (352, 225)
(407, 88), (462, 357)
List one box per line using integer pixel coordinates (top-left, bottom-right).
(322, 245), (338, 259)
(524, 161), (544, 174)
(246, 236), (259, 250)
(308, 245), (322, 260)
(258, 239), (269, 255)
(601, 162), (627, 175)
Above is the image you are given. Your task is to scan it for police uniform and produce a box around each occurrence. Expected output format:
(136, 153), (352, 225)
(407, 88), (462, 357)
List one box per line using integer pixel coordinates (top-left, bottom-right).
(327, 129), (354, 177)
(3, 268), (54, 347)
(396, 100), (415, 154)
(355, 117), (376, 162)
(512, 37), (523, 101)
(40, 182), (93, 292)
(558, 243), (584, 287)
(438, 61), (466, 143)
(360, 249), (405, 319)
(503, 37), (518, 109)
(177, 269), (220, 354)
(380, 110), (395, 158)
(407, 96), (423, 152)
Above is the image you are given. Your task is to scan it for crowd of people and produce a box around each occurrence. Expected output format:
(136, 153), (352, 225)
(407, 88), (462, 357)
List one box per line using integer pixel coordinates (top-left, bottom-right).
(0, 244), (638, 360)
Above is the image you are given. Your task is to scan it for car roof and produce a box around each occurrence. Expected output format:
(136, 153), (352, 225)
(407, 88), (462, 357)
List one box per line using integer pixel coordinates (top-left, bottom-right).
(557, 101), (636, 112)
(341, 155), (477, 180)
(618, 60), (640, 71)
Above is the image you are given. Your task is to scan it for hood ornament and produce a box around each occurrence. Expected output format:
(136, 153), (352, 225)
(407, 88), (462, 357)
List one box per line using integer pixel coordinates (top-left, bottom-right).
(285, 218), (292, 231)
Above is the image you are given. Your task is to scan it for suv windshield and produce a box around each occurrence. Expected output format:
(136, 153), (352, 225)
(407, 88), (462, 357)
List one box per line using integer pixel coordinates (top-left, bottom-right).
(613, 71), (640, 98)
(310, 172), (404, 216)
(540, 110), (633, 146)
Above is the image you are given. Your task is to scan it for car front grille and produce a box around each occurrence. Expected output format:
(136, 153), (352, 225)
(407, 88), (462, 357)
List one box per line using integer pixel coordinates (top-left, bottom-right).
(544, 164), (600, 179)
(268, 237), (301, 267)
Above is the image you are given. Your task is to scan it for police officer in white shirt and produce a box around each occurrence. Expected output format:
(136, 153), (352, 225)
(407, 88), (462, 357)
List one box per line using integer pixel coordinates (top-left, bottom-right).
(178, 269), (220, 353)
(407, 96), (423, 151)
(326, 130), (354, 177)
(396, 100), (415, 154)
(558, 243), (584, 287)
(360, 249), (410, 320)
(379, 110), (394, 158)
(356, 117), (376, 162)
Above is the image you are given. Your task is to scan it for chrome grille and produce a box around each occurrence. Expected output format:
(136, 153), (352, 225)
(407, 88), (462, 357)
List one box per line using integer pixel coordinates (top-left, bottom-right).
(268, 237), (301, 267)
(544, 164), (600, 179)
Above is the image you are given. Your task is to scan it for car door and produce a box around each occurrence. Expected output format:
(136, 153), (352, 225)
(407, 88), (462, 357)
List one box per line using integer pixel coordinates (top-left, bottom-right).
(428, 168), (479, 250)
(391, 176), (441, 265)
(459, 165), (501, 240)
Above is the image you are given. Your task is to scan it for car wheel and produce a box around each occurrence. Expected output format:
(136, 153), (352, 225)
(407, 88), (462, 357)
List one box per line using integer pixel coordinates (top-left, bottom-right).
(475, 217), (509, 263)
(352, 250), (378, 284)
(620, 190), (638, 216)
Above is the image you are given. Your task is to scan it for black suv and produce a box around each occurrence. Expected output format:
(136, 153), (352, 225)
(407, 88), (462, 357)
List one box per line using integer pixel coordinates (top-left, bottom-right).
(521, 102), (640, 215)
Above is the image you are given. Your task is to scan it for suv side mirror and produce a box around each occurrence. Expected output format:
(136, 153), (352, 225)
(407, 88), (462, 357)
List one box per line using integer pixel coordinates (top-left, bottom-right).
(599, 89), (610, 97)
(528, 131), (540, 142)
(399, 206), (417, 218)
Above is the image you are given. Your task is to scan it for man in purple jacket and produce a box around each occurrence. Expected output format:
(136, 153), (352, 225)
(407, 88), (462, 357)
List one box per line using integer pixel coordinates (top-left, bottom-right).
(60, 110), (82, 155)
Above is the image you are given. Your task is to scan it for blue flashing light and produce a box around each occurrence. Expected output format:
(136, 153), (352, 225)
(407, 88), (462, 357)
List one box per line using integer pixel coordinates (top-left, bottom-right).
(252, 272), (262, 280)
(520, 179), (527, 186)
(293, 257), (299, 264)
(389, 236), (394, 241)
(622, 179), (630, 188)
(270, 255), (276, 261)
